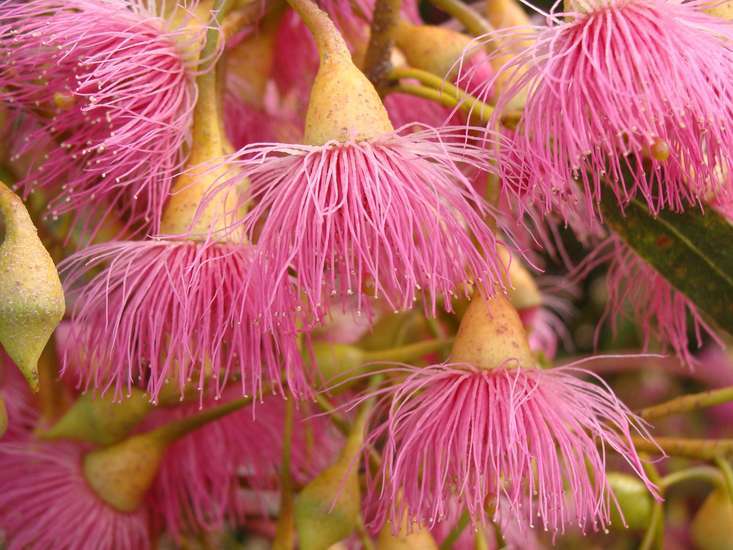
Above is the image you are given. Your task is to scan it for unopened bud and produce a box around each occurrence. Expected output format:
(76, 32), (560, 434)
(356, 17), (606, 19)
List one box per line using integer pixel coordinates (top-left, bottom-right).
(394, 22), (488, 83)
(607, 472), (654, 530)
(40, 389), (151, 445)
(0, 181), (65, 390)
(705, 2), (733, 19)
(83, 430), (169, 512)
(692, 488), (733, 550)
(499, 248), (541, 312)
(377, 519), (438, 549)
(294, 404), (368, 549)
(485, 0), (531, 28)
(312, 342), (366, 386)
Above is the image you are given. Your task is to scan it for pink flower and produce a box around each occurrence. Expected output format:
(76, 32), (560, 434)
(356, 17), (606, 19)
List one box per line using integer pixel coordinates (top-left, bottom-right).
(0, 0), (199, 232)
(144, 391), (340, 540)
(60, 238), (308, 402)
(491, 0), (733, 221)
(364, 362), (657, 534)
(226, 126), (508, 317)
(0, 441), (151, 550)
(590, 236), (723, 366)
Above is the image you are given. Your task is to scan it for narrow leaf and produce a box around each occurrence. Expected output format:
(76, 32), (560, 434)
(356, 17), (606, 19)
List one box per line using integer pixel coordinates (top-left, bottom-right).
(600, 192), (733, 335)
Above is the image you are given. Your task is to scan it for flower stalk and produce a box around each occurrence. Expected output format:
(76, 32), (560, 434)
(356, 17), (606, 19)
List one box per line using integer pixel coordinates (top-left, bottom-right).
(641, 385), (733, 420)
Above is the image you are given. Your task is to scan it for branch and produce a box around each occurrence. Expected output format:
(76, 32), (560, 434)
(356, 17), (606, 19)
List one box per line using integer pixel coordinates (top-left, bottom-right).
(641, 385), (733, 420)
(633, 436), (733, 460)
(363, 0), (403, 91)
(427, 0), (494, 37)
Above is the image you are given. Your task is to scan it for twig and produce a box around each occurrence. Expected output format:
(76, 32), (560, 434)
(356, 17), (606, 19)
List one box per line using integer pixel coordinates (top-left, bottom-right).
(633, 436), (733, 460)
(363, 0), (403, 91)
(426, 0), (494, 37)
(387, 65), (495, 122)
(641, 386), (733, 421)
(660, 466), (723, 491)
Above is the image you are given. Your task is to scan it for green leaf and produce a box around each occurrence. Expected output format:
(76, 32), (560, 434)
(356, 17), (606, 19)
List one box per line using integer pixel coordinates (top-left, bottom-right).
(600, 192), (733, 335)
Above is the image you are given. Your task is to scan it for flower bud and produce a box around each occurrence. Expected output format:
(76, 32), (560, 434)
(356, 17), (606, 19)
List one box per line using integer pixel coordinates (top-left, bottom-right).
(296, 0), (393, 145)
(83, 430), (169, 512)
(485, 0), (531, 28)
(313, 338), (448, 389)
(485, 0), (532, 108)
(312, 342), (366, 385)
(377, 518), (438, 549)
(294, 403), (367, 549)
(226, 5), (283, 107)
(706, 2), (733, 19)
(450, 293), (534, 370)
(607, 472), (654, 530)
(692, 488), (733, 550)
(83, 391), (255, 512)
(394, 22), (487, 83)
(0, 182), (65, 390)
(357, 310), (428, 351)
(499, 248), (541, 312)
(40, 389), (151, 446)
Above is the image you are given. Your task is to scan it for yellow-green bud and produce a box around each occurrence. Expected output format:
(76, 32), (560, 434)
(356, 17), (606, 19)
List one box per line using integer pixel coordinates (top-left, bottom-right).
(0, 181), (65, 390)
(692, 488), (733, 550)
(294, 405), (367, 549)
(40, 389), (152, 445)
(607, 472), (654, 530)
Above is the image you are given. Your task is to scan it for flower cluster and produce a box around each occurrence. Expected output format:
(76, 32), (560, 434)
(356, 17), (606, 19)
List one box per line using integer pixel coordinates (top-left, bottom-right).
(1, 0), (732, 548)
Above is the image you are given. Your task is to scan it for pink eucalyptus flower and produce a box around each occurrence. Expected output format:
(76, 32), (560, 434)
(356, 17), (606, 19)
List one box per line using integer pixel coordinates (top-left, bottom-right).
(60, 238), (308, 402)
(145, 391), (340, 540)
(364, 362), (658, 534)
(587, 236), (724, 366)
(490, 0), (733, 221)
(224, 126), (508, 317)
(0, 441), (151, 550)
(0, 0), (199, 233)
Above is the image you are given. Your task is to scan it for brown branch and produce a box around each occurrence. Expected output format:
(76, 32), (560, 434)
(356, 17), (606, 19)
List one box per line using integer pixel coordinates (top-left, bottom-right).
(363, 0), (403, 92)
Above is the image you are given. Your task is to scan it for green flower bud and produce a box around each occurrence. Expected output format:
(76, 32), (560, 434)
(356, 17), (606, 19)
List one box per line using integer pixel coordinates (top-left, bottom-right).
(692, 488), (733, 550)
(607, 472), (654, 530)
(0, 181), (65, 390)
